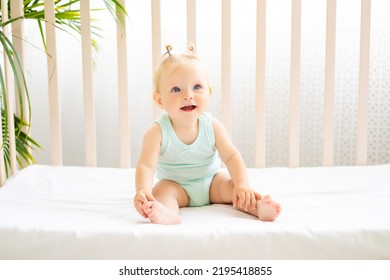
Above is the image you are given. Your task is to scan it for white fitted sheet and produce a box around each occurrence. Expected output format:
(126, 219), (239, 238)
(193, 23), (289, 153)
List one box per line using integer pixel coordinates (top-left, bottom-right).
(0, 164), (389, 259)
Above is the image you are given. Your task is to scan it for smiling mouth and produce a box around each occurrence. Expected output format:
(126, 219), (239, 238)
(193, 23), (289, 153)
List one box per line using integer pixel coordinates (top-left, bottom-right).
(180, 105), (197, 111)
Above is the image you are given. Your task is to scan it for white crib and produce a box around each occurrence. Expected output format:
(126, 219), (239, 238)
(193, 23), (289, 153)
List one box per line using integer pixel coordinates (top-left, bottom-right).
(0, 0), (389, 259)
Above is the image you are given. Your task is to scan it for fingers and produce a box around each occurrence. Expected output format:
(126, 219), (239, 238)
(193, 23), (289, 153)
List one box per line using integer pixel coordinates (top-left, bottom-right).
(250, 192), (257, 209)
(138, 208), (148, 218)
(135, 201), (148, 218)
(245, 192), (257, 211)
(254, 192), (262, 201)
(241, 192), (250, 210)
(135, 202), (147, 218)
(232, 193), (238, 208)
(145, 192), (157, 202)
(134, 191), (154, 218)
(135, 192), (147, 204)
(234, 190), (257, 211)
(233, 192), (247, 209)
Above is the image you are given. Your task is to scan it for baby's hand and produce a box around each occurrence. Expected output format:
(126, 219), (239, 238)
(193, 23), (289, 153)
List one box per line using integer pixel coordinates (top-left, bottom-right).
(134, 190), (155, 218)
(232, 185), (262, 211)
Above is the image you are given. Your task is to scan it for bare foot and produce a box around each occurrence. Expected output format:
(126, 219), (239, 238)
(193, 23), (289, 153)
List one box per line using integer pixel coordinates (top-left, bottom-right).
(142, 201), (181, 225)
(257, 195), (281, 221)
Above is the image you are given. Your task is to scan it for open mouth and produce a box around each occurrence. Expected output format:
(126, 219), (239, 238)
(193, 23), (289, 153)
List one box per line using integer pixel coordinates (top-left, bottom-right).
(180, 105), (197, 111)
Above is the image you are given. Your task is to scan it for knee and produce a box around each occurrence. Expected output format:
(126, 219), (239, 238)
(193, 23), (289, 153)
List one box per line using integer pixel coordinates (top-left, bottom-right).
(152, 180), (189, 207)
(210, 175), (234, 204)
(152, 184), (165, 197)
(219, 180), (234, 203)
(152, 180), (180, 198)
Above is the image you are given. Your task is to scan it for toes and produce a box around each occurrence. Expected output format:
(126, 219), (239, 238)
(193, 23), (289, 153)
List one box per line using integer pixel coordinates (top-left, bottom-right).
(141, 211), (148, 218)
(142, 201), (157, 217)
(142, 202), (150, 211)
(143, 207), (152, 215)
(148, 210), (160, 223)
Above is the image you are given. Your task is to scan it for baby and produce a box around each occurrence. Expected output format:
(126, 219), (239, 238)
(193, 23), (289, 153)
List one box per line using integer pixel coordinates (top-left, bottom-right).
(134, 46), (281, 224)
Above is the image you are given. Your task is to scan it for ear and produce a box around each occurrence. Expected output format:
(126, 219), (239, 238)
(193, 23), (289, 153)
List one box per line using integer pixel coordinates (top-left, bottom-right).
(153, 92), (164, 108)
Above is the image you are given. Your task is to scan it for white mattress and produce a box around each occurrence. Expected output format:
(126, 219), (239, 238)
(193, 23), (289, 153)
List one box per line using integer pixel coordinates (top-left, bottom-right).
(0, 164), (389, 260)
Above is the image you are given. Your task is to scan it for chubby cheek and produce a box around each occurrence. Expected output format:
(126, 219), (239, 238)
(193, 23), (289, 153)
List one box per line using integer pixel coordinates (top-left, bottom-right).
(196, 95), (210, 107)
(161, 99), (179, 113)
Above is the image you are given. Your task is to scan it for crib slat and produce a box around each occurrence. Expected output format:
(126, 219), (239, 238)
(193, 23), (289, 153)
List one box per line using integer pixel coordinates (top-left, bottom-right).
(356, 0), (371, 166)
(44, 0), (63, 166)
(11, 0), (29, 131)
(1, 0), (17, 176)
(322, 0), (337, 167)
(255, 0), (266, 168)
(11, 0), (31, 166)
(222, 0), (232, 136)
(187, 0), (197, 50)
(80, 0), (97, 167)
(152, 0), (162, 119)
(117, 0), (131, 168)
(7, 0), (22, 173)
(288, 0), (301, 168)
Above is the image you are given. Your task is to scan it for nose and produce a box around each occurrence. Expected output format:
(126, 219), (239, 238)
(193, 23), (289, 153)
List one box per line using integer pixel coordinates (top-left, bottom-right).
(182, 90), (193, 100)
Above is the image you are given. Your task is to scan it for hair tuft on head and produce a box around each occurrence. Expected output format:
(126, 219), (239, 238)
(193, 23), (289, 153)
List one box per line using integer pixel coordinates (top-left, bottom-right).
(165, 45), (173, 56)
(188, 44), (195, 53)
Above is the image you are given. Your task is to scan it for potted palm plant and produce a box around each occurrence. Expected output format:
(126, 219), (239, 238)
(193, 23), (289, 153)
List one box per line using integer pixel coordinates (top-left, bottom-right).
(0, 0), (126, 176)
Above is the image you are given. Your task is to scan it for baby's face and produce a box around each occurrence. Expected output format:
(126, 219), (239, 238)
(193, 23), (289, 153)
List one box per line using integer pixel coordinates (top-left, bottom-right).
(155, 61), (211, 123)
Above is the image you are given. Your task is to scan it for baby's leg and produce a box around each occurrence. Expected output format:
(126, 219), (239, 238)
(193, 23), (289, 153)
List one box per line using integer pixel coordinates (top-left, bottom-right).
(209, 172), (281, 221)
(142, 180), (189, 225)
(210, 172), (257, 214)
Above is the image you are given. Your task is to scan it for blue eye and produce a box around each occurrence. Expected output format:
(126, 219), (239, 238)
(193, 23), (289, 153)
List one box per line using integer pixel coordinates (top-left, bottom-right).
(171, 86), (181, 93)
(194, 84), (202, 90)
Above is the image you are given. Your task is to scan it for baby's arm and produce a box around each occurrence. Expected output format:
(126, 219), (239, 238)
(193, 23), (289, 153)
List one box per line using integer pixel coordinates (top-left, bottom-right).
(212, 118), (260, 211)
(134, 123), (162, 217)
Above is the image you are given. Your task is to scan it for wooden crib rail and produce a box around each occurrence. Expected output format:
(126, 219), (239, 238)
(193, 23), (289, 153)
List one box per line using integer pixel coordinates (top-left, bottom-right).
(322, 0), (337, 167)
(255, 0), (266, 168)
(116, 0), (131, 169)
(356, 0), (371, 166)
(44, 0), (62, 167)
(0, 0), (375, 184)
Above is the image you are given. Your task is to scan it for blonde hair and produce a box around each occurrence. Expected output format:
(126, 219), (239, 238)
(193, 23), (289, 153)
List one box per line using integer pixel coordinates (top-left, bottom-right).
(153, 45), (206, 93)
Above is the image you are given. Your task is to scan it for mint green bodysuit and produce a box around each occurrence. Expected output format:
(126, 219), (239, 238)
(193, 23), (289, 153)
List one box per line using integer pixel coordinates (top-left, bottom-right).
(155, 113), (221, 206)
